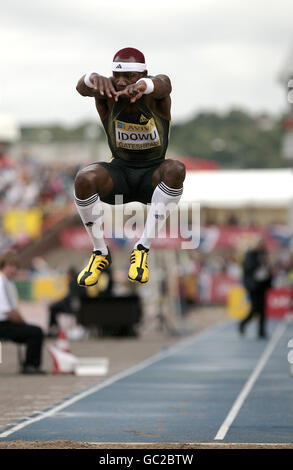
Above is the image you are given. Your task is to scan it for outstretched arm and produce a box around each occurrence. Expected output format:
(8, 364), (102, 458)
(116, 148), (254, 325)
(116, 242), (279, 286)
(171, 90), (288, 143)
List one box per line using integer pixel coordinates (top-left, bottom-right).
(76, 73), (118, 99)
(115, 74), (172, 103)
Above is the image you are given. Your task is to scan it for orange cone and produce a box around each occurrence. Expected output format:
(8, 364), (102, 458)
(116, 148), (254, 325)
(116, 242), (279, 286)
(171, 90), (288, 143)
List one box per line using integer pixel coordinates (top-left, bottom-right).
(48, 345), (77, 374)
(56, 329), (70, 353)
(47, 329), (75, 374)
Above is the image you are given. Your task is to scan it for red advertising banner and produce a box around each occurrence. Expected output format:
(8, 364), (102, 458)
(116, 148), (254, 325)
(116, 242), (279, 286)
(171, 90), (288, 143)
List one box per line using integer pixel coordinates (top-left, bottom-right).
(210, 274), (238, 304)
(59, 226), (117, 251)
(214, 226), (278, 251)
(59, 224), (287, 253)
(59, 226), (92, 250)
(199, 225), (282, 252)
(266, 287), (293, 318)
(59, 226), (190, 250)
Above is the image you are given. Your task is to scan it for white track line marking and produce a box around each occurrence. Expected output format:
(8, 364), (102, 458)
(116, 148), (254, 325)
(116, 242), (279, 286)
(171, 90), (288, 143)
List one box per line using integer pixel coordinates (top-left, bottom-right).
(0, 321), (227, 439)
(214, 320), (287, 441)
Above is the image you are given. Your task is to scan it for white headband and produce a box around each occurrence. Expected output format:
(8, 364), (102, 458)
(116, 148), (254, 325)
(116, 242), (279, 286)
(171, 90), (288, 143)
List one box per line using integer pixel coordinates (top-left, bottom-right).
(112, 62), (146, 72)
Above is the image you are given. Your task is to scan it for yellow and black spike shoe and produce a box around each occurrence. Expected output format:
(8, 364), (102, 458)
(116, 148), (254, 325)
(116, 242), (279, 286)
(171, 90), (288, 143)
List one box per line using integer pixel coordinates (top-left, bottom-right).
(128, 244), (149, 284)
(77, 248), (111, 287)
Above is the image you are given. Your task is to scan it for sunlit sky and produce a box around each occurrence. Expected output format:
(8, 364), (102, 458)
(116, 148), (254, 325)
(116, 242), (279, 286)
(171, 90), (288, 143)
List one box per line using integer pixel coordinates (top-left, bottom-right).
(1, 0), (293, 126)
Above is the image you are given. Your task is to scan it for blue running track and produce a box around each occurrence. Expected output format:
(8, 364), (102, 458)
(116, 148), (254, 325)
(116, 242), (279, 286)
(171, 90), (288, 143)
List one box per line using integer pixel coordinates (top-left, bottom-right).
(1, 319), (293, 443)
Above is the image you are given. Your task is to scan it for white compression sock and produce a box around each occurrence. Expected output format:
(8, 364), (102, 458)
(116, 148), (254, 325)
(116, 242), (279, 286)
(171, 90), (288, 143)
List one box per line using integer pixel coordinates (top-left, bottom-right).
(134, 181), (183, 250)
(74, 192), (108, 255)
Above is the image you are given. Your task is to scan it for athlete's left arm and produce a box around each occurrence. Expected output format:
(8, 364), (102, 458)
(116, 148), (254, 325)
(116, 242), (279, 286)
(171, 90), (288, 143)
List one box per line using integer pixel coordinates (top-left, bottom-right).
(150, 74), (172, 99)
(148, 75), (171, 121)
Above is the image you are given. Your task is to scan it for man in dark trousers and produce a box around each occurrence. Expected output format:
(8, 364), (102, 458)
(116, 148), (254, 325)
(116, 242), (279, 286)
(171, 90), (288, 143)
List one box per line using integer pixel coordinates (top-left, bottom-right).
(239, 237), (273, 339)
(0, 253), (46, 374)
(47, 267), (83, 337)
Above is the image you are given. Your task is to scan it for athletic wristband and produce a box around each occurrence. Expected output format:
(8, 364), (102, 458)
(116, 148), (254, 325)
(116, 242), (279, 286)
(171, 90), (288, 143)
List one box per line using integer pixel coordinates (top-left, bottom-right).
(84, 72), (97, 88)
(136, 78), (154, 94)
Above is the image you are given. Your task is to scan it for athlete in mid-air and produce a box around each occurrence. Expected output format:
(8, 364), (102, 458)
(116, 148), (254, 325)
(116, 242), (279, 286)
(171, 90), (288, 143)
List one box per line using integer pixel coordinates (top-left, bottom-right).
(75, 47), (185, 286)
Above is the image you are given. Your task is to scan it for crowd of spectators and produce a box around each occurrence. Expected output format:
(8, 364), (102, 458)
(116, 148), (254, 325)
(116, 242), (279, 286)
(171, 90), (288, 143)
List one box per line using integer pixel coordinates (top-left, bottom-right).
(0, 146), (81, 251)
(175, 248), (293, 311)
(0, 146), (80, 209)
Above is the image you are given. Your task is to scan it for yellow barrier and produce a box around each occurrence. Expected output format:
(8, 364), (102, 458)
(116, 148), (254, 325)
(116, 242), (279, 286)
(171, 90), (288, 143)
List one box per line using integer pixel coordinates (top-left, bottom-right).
(32, 275), (68, 301)
(3, 208), (43, 238)
(227, 285), (250, 320)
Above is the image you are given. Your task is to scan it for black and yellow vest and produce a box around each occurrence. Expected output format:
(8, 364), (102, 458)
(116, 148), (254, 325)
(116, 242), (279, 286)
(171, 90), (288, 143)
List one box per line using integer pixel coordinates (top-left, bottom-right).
(102, 95), (170, 167)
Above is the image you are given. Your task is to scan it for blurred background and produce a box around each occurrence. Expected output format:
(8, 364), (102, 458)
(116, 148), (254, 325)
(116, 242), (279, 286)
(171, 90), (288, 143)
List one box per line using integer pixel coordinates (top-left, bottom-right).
(1, 0), (293, 339)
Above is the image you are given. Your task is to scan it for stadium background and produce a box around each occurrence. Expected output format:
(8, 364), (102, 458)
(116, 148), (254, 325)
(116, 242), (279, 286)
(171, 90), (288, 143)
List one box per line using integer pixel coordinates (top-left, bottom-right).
(1, 59), (293, 330)
(1, 5), (293, 447)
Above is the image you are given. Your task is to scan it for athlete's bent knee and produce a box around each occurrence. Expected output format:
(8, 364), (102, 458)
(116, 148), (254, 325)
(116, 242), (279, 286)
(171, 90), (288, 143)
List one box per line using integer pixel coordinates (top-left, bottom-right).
(161, 159), (186, 187)
(75, 164), (114, 199)
(75, 169), (99, 199)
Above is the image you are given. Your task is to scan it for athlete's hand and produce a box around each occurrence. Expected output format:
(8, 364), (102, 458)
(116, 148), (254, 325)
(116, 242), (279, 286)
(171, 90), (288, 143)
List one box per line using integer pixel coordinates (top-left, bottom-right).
(115, 81), (147, 103)
(90, 73), (118, 99)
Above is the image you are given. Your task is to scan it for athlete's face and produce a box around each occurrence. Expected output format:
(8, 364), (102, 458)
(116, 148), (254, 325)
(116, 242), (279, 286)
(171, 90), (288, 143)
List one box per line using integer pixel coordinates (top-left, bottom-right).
(112, 55), (147, 91)
(112, 71), (143, 91)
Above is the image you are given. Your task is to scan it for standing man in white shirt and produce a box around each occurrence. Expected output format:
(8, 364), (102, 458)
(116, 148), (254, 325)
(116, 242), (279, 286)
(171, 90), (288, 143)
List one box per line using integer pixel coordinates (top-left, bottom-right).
(0, 254), (46, 374)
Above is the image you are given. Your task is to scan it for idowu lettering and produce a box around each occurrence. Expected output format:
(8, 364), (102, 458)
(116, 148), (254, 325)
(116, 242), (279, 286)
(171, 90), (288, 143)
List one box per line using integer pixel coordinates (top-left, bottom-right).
(115, 118), (161, 150)
(117, 130), (158, 141)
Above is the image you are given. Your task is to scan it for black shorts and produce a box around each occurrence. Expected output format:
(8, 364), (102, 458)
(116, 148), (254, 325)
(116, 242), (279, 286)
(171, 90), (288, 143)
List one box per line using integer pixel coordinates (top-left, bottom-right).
(94, 158), (163, 205)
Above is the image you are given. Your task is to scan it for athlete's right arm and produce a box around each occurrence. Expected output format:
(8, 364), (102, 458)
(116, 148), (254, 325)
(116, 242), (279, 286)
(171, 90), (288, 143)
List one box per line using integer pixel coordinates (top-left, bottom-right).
(76, 73), (117, 99)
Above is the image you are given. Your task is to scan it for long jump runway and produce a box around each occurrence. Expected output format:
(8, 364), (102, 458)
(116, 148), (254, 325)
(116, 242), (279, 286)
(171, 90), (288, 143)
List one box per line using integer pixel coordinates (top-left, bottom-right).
(1, 318), (293, 444)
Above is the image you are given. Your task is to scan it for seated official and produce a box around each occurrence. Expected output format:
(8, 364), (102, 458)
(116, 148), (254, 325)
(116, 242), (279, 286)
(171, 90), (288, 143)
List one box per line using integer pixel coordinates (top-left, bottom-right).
(0, 253), (46, 374)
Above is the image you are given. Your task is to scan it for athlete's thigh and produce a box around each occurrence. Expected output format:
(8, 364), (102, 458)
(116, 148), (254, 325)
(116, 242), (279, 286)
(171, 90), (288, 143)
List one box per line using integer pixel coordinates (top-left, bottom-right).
(92, 161), (131, 204)
(135, 162), (162, 204)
